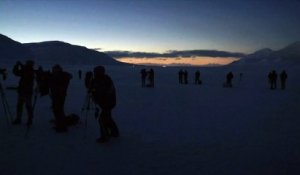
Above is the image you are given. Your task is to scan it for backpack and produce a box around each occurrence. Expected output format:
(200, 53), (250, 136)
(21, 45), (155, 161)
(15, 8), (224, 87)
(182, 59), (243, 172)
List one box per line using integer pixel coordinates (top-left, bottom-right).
(92, 75), (116, 109)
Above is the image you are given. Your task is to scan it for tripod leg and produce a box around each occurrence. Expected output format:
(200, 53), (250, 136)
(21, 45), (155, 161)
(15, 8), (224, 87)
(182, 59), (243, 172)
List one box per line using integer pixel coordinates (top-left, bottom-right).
(1, 87), (13, 126)
(2, 97), (10, 126)
(83, 110), (88, 139)
(32, 91), (38, 112)
(80, 93), (89, 122)
(82, 94), (91, 139)
(4, 99), (13, 123)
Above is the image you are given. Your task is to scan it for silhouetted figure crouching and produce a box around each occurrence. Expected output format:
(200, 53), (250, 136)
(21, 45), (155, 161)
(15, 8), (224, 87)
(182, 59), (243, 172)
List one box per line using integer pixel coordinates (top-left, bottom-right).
(91, 66), (119, 143)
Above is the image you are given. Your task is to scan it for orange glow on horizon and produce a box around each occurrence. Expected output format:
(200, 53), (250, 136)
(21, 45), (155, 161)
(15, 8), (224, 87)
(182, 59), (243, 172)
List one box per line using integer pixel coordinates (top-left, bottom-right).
(117, 57), (240, 66)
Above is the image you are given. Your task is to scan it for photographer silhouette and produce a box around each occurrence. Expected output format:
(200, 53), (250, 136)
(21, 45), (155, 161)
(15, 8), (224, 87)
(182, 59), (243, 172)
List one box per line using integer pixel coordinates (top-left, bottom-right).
(12, 60), (35, 126)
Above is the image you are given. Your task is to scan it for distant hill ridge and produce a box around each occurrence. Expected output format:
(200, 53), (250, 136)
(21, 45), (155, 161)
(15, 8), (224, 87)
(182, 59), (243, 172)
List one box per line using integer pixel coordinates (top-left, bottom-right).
(232, 42), (300, 65)
(1, 33), (299, 66)
(25, 41), (122, 65)
(275, 41), (300, 58)
(0, 33), (124, 65)
(0, 33), (33, 62)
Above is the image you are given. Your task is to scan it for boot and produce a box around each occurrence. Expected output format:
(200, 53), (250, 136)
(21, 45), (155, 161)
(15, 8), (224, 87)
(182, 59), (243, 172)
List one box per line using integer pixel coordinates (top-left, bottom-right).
(26, 118), (32, 126)
(53, 126), (68, 133)
(96, 137), (109, 143)
(12, 118), (21, 125)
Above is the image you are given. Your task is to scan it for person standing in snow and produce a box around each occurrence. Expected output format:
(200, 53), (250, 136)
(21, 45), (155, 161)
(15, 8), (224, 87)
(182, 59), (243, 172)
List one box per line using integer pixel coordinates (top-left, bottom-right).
(183, 70), (188, 84)
(226, 71), (234, 87)
(91, 66), (119, 143)
(12, 60), (35, 126)
(148, 68), (154, 87)
(195, 70), (201, 84)
(280, 70), (287, 90)
(140, 68), (147, 87)
(239, 73), (243, 82)
(178, 69), (183, 84)
(49, 64), (72, 132)
(268, 71), (273, 89)
(271, 70), (278, 89)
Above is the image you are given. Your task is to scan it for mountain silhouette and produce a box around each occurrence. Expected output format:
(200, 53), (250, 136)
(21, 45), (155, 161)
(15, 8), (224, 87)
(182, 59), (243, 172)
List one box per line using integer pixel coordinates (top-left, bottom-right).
(232, 42), (300, 65)
(274, 41), (300, 61)
(0, 33), (33, 63)
(0, 33), (124, 66)
(25, 41), (123, 65)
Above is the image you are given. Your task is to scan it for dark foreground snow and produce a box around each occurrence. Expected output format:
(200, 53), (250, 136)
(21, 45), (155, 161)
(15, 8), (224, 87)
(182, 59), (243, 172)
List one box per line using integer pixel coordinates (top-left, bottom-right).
(1, 64), (300, 175)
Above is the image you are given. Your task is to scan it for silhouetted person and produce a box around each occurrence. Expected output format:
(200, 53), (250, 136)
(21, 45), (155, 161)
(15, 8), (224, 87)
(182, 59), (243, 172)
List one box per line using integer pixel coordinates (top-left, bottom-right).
(78, 70), (82, 79)
(280, 70), (287, 90)
(239, 73), (243, 82)
(35, 66), (51, 97)
(178, 69), (184, 84)
(35, 66), (43, 94)
(49, 64), (72, 132)
(12, 60), (35, 126)
(85, 71), (93, 91)
(91, 66), (119, 143)
(183, 70), (188, 84)
(0, 68), (7, 80)
(148, 68), (154, 87)
(140, 68), (147, 87)
(36, 66), (44, 79)
(226, 71), (234, 87)
(271, 70), (278, 89)
(195, 70), (201, 84)
(268, 71), (273, 89)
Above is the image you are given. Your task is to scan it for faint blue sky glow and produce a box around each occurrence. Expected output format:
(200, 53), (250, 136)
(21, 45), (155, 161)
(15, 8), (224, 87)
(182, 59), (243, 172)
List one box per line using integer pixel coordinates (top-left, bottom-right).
(1, 0), (299, 54)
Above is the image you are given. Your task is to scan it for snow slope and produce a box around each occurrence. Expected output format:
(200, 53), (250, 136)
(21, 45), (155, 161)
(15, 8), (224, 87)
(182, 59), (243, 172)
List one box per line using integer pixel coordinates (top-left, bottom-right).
(232, 42), (300, 66)
(0, 64), (300, 175)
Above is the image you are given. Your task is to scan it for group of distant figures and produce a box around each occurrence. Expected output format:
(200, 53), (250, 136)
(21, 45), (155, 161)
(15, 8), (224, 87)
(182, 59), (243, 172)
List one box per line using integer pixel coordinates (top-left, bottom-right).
(140, 68), (154, 88)
(268, 70), (287, 90)
(140, 69), (203, 87)
(178, 69), (202, 85)
(139, 68), (288, 90)
(1, 60), (119, 143)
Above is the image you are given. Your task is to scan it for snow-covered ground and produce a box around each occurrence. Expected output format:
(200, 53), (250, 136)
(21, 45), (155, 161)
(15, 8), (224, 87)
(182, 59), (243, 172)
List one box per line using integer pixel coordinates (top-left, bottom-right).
(1, 64), (300, 175)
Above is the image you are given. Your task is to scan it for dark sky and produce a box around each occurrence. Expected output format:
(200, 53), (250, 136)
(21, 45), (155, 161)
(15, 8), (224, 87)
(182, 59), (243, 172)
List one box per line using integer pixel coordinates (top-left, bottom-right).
(1, 0), (300, 53)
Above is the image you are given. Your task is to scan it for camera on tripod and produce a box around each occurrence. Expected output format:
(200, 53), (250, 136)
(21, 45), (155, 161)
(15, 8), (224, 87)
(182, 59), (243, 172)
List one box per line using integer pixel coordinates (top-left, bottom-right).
(85, 71), (94, 92)
(0, 68), (7, 80)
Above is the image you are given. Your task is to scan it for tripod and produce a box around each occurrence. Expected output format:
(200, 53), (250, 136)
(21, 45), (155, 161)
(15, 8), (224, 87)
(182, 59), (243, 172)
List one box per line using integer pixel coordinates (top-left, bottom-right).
(81, 92), (98, 138)
(0, 82), (13, 126)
